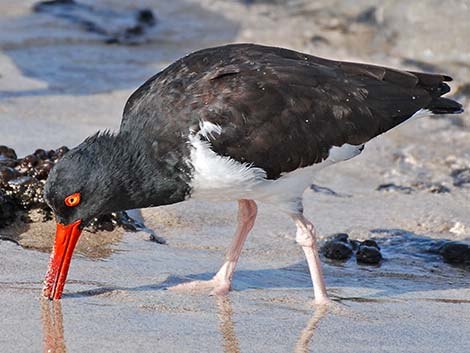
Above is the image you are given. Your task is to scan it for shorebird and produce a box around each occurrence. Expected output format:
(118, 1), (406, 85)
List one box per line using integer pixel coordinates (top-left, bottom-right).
(42, 44), (463, 304)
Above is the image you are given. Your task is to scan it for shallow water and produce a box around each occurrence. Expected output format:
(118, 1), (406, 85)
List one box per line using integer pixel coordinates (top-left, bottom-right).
(1, 231), (469, 353)
(0, 0), (238, 155)
(0, 0), (238, 98)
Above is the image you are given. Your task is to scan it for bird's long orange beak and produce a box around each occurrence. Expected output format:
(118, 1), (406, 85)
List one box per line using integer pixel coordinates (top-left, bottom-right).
(42, 219), (82, 300)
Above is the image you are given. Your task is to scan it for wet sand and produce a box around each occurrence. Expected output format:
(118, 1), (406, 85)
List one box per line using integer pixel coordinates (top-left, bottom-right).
(1, 0), (470, 352)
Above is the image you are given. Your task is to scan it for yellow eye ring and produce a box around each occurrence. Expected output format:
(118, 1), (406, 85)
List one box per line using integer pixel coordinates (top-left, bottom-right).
(64, 193), (81, 207)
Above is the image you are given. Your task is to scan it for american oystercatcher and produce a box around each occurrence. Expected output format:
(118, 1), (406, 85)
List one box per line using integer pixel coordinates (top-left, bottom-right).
(42, 44), (463, 304)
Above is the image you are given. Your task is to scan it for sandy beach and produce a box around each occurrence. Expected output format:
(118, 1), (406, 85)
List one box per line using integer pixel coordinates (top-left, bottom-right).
(1, 0), (469, 352)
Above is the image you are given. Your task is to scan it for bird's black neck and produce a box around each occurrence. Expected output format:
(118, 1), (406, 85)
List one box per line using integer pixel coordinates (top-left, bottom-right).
(81, 131), (191, 215)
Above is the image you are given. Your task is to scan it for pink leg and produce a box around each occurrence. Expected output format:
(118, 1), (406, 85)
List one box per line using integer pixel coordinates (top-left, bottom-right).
(169, 200), (257, 295)
(291, 214), (329, 305)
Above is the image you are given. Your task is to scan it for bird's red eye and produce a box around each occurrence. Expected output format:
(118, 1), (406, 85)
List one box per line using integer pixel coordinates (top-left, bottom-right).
(64, 193), (81, 207)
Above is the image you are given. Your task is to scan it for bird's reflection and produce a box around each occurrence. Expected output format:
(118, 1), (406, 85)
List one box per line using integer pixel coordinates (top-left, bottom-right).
(294, 304), (329, 353)
(40, 299), (67, 353)
(216, 296), (241, 353)
(215, 296), (329, 353)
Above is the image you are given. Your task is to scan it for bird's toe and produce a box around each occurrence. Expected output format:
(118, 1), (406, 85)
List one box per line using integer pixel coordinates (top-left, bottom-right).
(167, 278), (231, 295)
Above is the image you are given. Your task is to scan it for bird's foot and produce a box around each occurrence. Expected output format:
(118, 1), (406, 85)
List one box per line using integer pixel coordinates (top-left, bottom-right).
(168, 278), (231, 296)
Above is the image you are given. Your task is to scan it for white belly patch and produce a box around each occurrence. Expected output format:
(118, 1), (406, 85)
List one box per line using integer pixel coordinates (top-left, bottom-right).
(187, 121), (364, 212)
(187, 121), (266, 200)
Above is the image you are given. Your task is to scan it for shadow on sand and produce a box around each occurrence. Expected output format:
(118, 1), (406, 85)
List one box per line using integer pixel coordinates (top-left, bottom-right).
(65, 228), (469, 303)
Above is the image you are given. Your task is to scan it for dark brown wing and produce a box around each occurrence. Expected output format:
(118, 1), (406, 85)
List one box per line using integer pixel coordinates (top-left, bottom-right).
(121, 44), (461, 179)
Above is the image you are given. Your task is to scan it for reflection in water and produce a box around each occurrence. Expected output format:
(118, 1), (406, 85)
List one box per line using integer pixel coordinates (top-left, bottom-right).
(215, 296), (329, 353)
(40, 299), (67, 353)
(216, 297), (241, 353)
(294, 304), (329, 353)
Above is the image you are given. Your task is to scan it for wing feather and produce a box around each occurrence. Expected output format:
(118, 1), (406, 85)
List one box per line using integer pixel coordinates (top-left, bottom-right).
(121, 44), (457, 179)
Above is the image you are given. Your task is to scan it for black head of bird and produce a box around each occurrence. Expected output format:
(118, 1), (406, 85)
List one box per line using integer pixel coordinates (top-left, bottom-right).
(42, 131), (190, 299)
(42, 132), (128, 300)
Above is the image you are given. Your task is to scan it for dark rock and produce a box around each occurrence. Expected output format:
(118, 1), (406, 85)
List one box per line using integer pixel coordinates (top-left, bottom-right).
(323, 233), (383, 263)
(87, 214), (116, 232)
(86, 211), (147, 234)
(40, 207), (54, 222)
(55, 146), (69, 159)
(356, 240), (382, 264)
(7, 176), (44, 209)
(33, 0), (157, 45)
(377, 183), (414, 194)
(0, 145), (17, 160)
(0, 191), (17, 227)
(0, 158), (17, 168)
(332, 233), (349, 243)
(323, 242), (353, 260)
(362, 239), (380, 249)
(355, 6), (379, 26)
(20, 154), (39, 168)
(47, 149), (56, 159)
(440, 242), (470, 265)
(0, 166), (20, 185)
(0, 146), (63, 228)
(7, 175), (35, 187)
(451, 168), (470, 187)
(33, 160), (54, 180)
(322, 233), (353, 260)
(137, 9), (156, 26)
(310, 184), (339, 196)
(310, 35), (330, 46)
(34, 148), (48, 160)
(310, 184), (351, 197)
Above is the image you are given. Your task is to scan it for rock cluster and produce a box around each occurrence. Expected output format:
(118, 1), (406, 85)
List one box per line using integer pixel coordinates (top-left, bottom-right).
(321, 233), (383, 265)
(430, 241), (470, 267)
(0, 145), (142, 234)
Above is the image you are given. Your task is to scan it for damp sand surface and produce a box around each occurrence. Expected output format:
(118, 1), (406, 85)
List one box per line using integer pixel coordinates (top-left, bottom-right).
(1, 0), (470, 352)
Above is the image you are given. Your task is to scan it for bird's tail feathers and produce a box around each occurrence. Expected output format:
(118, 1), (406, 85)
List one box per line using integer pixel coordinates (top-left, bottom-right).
(426, 97), (464, 115)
